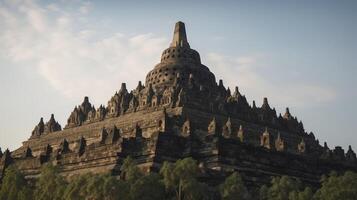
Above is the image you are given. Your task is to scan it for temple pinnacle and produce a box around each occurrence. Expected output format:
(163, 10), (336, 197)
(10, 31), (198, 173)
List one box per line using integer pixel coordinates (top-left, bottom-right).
(170, 21), (190, 48)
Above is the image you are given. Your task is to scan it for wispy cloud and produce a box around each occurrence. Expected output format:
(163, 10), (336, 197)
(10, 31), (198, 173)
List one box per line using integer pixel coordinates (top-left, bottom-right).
(0, 0), (167, 105)
(205, 53), (336, 111)
(79, 1), (92, 14)
(0, 0), (336, 112)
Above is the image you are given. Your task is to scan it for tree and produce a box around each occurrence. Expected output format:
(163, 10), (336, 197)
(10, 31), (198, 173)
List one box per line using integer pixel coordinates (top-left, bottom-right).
(100, 174), (130, 200)
(63, 173), (131, 200)
(314, 171), (357, 200)
(182, 179), (211, 200)
(86, 174), (130, 200)
(259, 185), (269, 200)
(265, 176), (302, 200)
(120, 156), (143, 182)
(82, 174), (108, 200)
(34, 164), (66, 200)
(219, 172), (251, 200)
(296, 187), (314, 200)
(160, 157), (203, 200)
(0, 166), (33, 200)
(130, 173), (165, 200)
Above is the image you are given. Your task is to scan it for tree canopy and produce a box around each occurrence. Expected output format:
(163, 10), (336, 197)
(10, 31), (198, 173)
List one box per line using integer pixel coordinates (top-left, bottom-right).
(0, 166), (32, 200)
(34, 164), (66, 200)
(0, 157), (356, 200)
(314, 171), (357, 200)
(219, 172), (251, 200)
(259, 175), (313, 200)
(160, 157), (208, 200)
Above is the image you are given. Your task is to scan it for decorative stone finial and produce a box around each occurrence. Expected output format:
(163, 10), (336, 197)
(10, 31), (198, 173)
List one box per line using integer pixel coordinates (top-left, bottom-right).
(44, 114), (62, 133)
(119, 83), (127, 95)
(324, 142), (329, 149)
(1, 148), (12, 163)
(121, 83), (126, 90)
(283, 107), (292, 119)
(226, 87), (231, 97)
(60, 139), (70, 154)
(275, 132), (284, 152)
(24, 146), (32, 158)
(136, 81), (143, 91)
(346, 145), (357, 162)
(4, 148), (10, 156)
(77, 136), (86, 156)
(233, 86), (241, 98)
(219, 79), (224, 87)
(262, 97), (270, 109)
(80, 96), (92, 115)
(333, 146), (345, 160)
(170, 21), (190, 48)
(263, 97), (268, 104)
(260, 127), (271, 149)
(83, 96), (89, 103)
(208, 117), (218, 135)
(31, 117), (45, 137)
(222, 117), (232, 138)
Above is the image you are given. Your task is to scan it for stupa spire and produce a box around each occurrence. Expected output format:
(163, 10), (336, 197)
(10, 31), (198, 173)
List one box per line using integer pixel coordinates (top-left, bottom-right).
(170, 21), (190, 48)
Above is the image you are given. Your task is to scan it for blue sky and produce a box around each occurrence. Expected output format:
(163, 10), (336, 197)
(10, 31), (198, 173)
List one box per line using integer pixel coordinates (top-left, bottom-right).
(0, 0), (356, 152)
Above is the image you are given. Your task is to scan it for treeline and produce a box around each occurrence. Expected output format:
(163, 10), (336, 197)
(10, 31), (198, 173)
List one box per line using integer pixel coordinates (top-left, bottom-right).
(0, 157), (356, 200)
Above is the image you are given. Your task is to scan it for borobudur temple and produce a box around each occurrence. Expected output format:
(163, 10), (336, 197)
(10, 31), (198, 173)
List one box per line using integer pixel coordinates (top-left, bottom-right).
(1, 21), (356, 188)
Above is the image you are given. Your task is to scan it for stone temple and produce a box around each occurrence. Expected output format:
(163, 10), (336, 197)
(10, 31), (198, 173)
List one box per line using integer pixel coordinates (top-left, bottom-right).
(1, 21), (356, 188)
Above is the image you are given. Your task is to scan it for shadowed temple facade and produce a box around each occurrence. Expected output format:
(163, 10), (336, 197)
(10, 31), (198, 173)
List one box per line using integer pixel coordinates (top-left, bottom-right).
(1, 21), (356, 188)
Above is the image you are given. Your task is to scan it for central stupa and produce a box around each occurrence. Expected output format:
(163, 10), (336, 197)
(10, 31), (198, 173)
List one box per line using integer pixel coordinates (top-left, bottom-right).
(146, 21), (216, 90)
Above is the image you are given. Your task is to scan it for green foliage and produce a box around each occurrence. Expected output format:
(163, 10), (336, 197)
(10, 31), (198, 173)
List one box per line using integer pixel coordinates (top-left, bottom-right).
(296, 187), (314, 200)
(130, 173), (165, 200)
(160, 157), (200, 200)
(160, 161), (175, 191)
(100, 174), (130, 200)
(63, 173), (89, 200)
(314, 171), (357, 200)
(63, 173), (130, 200)
(17, 187), (33, 200)
(267, 176), (301, 200)
(120, 156), (143, 182)
(219, 172), (251, 200)
(180, 179), (210, 200)
(259, 176), (314, 200)
(259, 185), (269, 200)
(2, 158), (356, 200)
(34, 164), (66, 200)
(0, 166), (33, 200)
